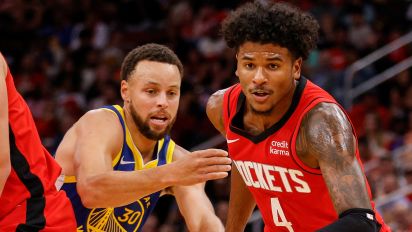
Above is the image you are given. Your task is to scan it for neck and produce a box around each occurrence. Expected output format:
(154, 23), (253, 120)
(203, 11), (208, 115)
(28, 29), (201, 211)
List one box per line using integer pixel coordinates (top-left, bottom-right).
(123, 106), (157, 160)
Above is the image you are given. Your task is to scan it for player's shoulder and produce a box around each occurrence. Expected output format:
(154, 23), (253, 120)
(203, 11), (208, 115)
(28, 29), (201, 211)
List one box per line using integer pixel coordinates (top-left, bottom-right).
(207, 85), (243, 114)
(304, 102), (346, 124)
(300, 102), (352, 146)
(208, 87), (231, 107)
(74, 108), (122, 136)
(207, 87), (235, 135)
(207, 87), (231, 118)
(79, 108), (119, 123)
(213, 87), (232, 97)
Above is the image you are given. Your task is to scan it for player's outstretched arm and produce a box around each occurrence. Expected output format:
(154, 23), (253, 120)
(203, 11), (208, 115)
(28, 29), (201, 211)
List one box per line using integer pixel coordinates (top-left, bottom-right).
(296, 102), (380, 232)
(225, 164), (256, 232)
(67, 110), (231, 208)
(0, 54), (11, 196)
(172, 145), (225, 232)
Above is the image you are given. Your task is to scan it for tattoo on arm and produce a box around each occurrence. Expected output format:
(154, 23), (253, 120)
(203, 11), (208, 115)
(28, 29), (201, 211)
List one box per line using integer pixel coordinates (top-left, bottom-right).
(297, 103), (371, 213)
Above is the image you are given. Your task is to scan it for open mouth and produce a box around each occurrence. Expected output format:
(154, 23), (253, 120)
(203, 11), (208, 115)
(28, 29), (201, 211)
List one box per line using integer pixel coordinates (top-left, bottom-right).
(149, 113), (170, 127)
(250, 89), (271, 102)
(151, 115), (168, 122)
(251, 88), (271, 95)
(252, 91), (269, 97)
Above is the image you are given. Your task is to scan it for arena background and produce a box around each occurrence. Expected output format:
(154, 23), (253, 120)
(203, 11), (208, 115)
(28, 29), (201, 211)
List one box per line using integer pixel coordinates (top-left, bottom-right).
(1, 0), (411, 231)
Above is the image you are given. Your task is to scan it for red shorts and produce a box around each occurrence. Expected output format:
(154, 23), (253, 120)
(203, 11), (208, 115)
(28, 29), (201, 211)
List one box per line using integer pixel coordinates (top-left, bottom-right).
(0, 190), (76, 232)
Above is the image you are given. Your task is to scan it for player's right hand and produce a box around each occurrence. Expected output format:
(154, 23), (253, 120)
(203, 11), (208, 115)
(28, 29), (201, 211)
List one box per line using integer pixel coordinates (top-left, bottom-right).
(170, 149), (231, 186)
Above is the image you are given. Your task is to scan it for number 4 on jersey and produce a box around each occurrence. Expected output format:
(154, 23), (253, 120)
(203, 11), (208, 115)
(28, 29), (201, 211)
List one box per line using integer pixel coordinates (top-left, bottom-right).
(271, 198), (294, 232)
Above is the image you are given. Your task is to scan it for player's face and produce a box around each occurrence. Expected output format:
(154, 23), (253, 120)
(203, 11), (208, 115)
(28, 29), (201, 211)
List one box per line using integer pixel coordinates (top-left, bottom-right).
(236, 42), (302, 115)
(122, 60), (180, 140)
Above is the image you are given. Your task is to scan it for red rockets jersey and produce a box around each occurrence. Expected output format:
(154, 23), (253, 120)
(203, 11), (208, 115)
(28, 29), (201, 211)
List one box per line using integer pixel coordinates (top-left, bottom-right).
(0, 67), (63, 219)
(223, 77), (389, 232)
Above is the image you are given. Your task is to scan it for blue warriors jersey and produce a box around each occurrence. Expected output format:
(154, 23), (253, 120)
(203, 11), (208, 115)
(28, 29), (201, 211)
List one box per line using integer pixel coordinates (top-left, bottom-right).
(61, 105), (175, 232)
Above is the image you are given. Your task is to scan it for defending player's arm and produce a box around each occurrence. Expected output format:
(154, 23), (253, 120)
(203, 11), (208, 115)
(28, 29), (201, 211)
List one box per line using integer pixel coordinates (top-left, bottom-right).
(0, 54), (11, 196)
(206, 90), (256, 232)
(297, 103), (380, 232)
(70, 110), (231, 208)
(171, 145), (225, 232)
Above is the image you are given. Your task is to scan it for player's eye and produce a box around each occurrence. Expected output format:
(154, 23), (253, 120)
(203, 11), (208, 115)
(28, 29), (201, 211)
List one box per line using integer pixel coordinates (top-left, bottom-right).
(168, 91), (178, 96)
(268, 64), (279, 70)
(146, 89), (157, 95)
(245, 63), (255, 69)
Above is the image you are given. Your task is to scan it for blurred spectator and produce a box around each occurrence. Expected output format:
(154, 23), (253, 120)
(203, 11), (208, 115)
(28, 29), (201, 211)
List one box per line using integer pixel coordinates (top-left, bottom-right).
(349, 92), (391, 137)
(347, 6), (377, 52)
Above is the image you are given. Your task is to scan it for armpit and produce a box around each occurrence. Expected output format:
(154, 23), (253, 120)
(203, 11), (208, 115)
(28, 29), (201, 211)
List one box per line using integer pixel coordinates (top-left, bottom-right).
(161, 186), (174, 196)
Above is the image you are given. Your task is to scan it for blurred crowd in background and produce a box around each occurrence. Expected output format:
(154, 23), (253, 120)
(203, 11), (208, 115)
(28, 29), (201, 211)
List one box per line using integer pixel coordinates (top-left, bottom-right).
(1, 0), (412, 231)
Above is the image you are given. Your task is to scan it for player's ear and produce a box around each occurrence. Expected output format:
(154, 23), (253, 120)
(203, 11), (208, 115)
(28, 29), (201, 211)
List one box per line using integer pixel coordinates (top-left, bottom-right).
(120, 80), (130, 102)
(293, 57), (302, 80)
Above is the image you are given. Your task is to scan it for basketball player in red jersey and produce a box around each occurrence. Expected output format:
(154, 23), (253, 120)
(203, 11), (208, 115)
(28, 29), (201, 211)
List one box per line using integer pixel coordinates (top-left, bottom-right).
(0, 53), (76, 231)
(207, 2), (391, 232)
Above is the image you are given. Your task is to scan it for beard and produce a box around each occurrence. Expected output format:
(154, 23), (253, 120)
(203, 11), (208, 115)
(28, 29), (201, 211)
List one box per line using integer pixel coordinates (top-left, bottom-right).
(129, 103), (175, 141)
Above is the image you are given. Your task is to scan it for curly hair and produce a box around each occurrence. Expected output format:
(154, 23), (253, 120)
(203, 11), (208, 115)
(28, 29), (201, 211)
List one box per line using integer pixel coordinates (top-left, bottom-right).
(221, 1), (319, 60)
(121, 43), (183, 81)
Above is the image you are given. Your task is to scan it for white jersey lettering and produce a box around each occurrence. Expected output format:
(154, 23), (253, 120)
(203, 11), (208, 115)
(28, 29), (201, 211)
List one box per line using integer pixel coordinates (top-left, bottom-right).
(234, 161), (252, 186)
(288, 169), (311, 193)
(274, 166), (292, 192)
(245, 161), (260, 188)
(234, 161), (311, 194)
(253, 162), (269, 190)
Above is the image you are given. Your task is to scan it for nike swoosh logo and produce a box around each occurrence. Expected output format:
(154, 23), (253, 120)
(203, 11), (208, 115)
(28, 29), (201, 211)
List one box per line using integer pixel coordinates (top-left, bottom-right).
(120, 156), (135, 165)
(226, 137), (240, 144)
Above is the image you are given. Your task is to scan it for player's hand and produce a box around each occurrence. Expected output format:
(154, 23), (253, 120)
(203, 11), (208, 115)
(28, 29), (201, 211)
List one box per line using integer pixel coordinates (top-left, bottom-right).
(170, 149), (231, 186)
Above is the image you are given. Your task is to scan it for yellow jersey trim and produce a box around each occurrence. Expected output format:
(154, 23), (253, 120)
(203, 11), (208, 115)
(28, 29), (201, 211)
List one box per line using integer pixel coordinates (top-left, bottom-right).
(112, 105), (144, 170)
(166, 140), (175, 164)
(64, 175), (77, 183)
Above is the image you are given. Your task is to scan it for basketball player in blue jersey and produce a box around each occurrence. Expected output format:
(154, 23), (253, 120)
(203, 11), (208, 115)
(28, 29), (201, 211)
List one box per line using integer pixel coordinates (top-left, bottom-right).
(55, 43), (231, 232)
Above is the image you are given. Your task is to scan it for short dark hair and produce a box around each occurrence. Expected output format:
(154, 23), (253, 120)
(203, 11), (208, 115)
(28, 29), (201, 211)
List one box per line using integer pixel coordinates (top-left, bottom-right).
(221, 1), (319, 60)
(120, 43), (184, 81)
